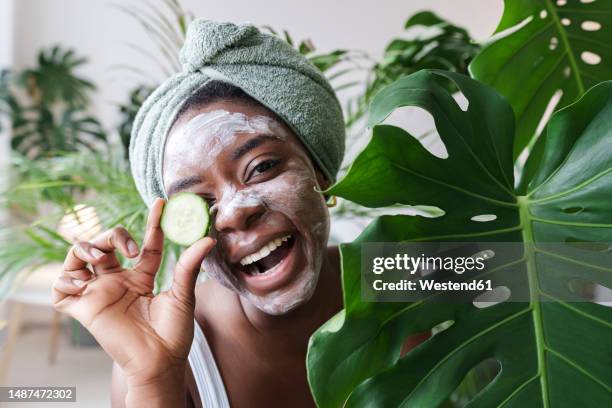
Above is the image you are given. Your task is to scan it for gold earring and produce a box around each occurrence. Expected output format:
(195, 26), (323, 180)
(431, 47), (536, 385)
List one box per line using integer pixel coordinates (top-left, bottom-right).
(326, 195), (337, 208)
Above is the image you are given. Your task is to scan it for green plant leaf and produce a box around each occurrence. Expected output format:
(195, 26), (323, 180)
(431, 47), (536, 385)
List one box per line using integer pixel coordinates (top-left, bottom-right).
(345, 10), (480, 129)
(9, 107), (107, 159)
(0, 46), (106, 159)
(299, 39), (316, 55)
(470, 0), (612, 162)
(308, 50), (349, 72)
(117, 85), (155, 159)
(307, 70), (612, 407)
(22, 45), (95, 109)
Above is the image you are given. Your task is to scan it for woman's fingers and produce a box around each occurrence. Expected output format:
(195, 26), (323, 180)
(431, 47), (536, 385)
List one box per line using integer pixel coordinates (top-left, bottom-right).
(84, 226), (140, 274)
(62, 267), (92, 282)
(63, 242), (96, 274)
(56, 200), (165, 307)
(90, 226), (140, 259)
(67, 240), (121, 275)
(171, 237), (217, 305)
(58, 242), (100, 304)
(56, 200), (167, 309)
(133, 198), (165, 277)
(54, 275), (89, 295)
(52, 275), (90, 308)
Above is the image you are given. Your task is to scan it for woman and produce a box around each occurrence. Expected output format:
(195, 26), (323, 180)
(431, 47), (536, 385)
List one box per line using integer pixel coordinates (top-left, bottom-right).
(53, 19), (346, 407)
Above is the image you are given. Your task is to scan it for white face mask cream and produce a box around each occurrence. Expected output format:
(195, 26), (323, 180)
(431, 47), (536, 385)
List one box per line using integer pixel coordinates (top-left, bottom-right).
(204, 161), (329, 315)
(163, 108), (330, 315)
(164, 109), (288, 177)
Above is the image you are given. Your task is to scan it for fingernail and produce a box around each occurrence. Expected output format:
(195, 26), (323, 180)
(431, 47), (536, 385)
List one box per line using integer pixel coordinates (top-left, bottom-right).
(90, 248), (105, 259)
(72, 279), (87, 288)
(127, 240), (139, 256)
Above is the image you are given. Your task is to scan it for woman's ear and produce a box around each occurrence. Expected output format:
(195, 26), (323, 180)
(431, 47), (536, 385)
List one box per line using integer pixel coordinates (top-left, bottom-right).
(314, 168), (331, 191)
(314, 168), (333, 202)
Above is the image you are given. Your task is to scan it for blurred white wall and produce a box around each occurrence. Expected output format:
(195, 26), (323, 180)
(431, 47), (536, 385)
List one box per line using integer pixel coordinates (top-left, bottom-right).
(0, 0), (13, 67)
(0, 0), (14, 228)
(9, 0), (503, 134)
(0, 0), (14, 346)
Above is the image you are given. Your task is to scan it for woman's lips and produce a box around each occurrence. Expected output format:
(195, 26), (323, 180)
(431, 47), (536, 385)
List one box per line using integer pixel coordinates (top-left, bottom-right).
(237, 235), (299, 294)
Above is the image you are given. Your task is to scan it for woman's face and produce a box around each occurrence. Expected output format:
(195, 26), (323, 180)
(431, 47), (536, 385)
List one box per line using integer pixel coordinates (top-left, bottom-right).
(162, 100), (331, 315)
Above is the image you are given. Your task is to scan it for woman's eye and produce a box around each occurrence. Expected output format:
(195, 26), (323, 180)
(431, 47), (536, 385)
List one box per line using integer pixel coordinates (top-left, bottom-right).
(251, 159), (281, 178)
(202, 196), (216, 207)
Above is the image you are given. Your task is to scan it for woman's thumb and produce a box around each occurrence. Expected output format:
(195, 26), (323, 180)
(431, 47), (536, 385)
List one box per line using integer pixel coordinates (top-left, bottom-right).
(171, 237), (217, 304)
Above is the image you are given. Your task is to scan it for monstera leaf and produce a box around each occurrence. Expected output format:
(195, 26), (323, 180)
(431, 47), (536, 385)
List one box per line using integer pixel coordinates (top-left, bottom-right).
(470, 0), (612, 163)
(307, 70), (612, 407)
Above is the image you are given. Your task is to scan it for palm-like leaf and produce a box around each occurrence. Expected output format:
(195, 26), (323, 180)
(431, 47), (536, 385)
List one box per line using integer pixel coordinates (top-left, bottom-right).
(10, 107), (106, 159)
(0, 70), (21, 132)
(19, 46), (95, 109)
(1, 46), (104, 158)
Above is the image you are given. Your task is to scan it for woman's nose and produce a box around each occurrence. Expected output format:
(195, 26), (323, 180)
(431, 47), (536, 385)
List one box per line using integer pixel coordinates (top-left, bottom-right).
(213, 192), (266, 232)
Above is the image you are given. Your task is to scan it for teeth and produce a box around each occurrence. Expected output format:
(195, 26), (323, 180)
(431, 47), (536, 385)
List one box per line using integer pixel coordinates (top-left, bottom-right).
(239, 234), (291, 266)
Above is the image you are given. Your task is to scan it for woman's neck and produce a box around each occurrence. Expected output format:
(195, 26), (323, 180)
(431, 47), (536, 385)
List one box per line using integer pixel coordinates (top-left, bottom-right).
(239, 245), (343, 353)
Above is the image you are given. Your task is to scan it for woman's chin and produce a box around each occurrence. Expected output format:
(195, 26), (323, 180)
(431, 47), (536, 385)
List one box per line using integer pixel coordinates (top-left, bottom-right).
(245, 272), (319, 316)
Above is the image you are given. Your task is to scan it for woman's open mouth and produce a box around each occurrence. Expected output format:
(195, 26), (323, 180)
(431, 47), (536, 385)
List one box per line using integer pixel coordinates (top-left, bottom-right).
(234, 234), (298, 292)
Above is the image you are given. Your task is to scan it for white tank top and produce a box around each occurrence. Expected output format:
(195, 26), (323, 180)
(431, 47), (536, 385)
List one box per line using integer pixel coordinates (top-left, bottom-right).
(188, 320), (231, 408)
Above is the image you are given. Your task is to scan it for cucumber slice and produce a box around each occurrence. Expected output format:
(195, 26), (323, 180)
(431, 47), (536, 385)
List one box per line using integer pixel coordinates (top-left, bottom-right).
(161, 193), (210, 246)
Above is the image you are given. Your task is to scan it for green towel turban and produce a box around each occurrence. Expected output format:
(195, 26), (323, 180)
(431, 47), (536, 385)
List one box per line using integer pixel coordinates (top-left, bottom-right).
(129, 19), (346, 207)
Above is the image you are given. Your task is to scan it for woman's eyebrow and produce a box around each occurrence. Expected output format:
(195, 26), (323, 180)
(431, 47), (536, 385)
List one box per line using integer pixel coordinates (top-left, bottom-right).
(230, 134), (280, 161)
(167, 135), (279, 195)
(167, 175), (202, 196)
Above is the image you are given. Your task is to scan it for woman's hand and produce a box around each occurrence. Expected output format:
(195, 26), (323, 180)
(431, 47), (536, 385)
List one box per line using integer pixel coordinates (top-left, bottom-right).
(53, 198), (216, 391)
